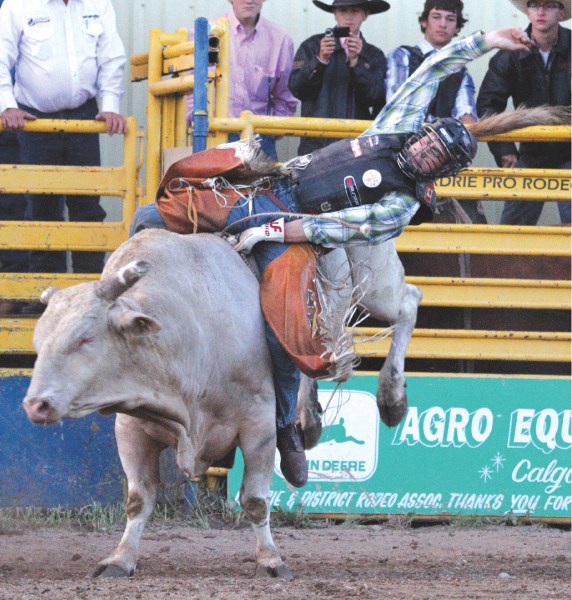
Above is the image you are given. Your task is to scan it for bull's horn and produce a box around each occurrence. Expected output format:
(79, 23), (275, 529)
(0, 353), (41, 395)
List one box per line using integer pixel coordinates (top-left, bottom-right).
(40, 287), (61, 305)
(96, 260), (151, 302)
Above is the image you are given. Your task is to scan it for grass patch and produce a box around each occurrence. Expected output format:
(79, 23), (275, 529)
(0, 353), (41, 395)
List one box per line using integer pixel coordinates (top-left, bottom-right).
(339, 514), (370, 528)
(384, 512), (415, 529)
(180, 486), (242, 529)
(271, 505), (313, 528)
(448, 512), (544, 529)
(0, 485), (242, 534)
(270, 506), (332, 529)
(0, 502), (126, 533)
(3, 494), (555, 535)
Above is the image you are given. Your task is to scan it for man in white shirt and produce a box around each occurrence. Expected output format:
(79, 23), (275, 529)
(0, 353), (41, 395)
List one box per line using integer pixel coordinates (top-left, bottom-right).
(0, 0), (127, 274)
(0, 0), (28, 317)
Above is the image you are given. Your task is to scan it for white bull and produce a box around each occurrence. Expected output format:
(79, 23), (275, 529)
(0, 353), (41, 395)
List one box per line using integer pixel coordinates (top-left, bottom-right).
(22, 228), (420, 580)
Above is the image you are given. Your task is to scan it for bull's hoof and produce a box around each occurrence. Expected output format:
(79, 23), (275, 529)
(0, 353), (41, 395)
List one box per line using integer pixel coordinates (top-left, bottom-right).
(255, 562), (294, 581)
(92, 563), (134, 578)
(378, 393), (408, 428)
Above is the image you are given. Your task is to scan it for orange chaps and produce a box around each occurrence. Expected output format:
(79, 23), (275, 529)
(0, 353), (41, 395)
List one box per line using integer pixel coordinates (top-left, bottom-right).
(260, 244), (332, 379)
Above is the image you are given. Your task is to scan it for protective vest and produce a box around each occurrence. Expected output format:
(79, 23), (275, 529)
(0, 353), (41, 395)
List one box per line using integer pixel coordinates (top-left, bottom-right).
(402, 45), (464, 119)
(289, 134), (435, 224)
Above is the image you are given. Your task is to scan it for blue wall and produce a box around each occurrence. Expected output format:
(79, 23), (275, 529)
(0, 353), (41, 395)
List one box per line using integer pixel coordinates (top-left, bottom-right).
(0, 376), (124, 507)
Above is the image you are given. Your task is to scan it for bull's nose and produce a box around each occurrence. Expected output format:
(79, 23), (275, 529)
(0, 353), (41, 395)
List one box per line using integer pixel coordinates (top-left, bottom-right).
(22, 397), (59, 424)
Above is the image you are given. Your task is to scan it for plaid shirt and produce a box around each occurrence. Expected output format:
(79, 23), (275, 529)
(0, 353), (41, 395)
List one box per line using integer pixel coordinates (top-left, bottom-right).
(302, 31), (489, 248)
(385, 39), (478, 123)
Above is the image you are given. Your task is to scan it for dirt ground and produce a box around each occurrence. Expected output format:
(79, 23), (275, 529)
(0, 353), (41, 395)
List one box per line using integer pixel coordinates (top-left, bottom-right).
(0, 521), (569, 600)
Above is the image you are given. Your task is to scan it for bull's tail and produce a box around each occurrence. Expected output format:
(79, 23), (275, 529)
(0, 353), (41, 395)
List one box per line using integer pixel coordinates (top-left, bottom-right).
(468, 105), (570, 138)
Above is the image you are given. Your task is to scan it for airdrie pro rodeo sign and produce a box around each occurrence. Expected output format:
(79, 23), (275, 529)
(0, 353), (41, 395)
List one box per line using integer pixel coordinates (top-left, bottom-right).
(228, 375), (571, 520)
(436, 172), (570, 197)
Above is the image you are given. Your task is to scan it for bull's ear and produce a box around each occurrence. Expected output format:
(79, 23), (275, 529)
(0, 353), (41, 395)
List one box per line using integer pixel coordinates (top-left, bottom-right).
(109, 307), (161, 336)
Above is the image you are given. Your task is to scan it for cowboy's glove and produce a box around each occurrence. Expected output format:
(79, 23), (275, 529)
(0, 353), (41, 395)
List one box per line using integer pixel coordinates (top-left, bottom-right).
(233, 218), (285, 254)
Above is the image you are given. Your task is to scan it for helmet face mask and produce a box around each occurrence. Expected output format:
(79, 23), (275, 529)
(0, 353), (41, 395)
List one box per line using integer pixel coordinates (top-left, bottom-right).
(397, 118), (478, 181)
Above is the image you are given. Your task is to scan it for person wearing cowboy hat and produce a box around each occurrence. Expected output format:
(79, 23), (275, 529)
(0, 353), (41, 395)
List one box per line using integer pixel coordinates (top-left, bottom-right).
(477, 0), (571, 225)
(288, 0), (389, 154)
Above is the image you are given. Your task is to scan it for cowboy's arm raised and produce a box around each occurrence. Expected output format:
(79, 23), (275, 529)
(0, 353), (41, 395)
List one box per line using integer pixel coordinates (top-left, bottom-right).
(365, 28), (534, 136)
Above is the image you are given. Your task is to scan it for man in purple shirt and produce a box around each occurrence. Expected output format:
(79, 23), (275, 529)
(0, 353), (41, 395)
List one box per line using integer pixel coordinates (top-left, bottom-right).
(187, 0), (297, 160)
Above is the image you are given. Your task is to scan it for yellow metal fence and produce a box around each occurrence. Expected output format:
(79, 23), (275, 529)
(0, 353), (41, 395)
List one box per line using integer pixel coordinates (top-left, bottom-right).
(0, 117), (140, 373)
(0, 118), (139, 254)
(0, 22), (569, 373)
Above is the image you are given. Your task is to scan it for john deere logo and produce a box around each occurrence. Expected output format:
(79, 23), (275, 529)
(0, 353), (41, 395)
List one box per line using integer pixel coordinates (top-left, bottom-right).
(274, 389), (379, 483)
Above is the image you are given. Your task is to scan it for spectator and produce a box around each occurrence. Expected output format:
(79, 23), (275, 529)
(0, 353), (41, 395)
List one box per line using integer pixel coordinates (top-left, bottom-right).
(187, 0), (297, 161)
(0, 0), (127, 274)
(386, 0), (486, 223)
(477, 0), (571, 225)
(288, 0), (388, 154)
(0, 0), (28, 315)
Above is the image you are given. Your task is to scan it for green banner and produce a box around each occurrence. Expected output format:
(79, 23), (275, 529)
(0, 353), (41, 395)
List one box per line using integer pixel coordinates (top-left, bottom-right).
(228, 375), (571, 519)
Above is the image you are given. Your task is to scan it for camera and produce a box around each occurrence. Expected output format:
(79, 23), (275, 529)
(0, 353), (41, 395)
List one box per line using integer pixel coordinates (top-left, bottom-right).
(325, 26), (351, 38)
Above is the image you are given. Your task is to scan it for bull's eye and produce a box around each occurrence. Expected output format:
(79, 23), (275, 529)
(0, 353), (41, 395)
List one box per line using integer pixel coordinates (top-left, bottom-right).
(77, 336), (94, 349)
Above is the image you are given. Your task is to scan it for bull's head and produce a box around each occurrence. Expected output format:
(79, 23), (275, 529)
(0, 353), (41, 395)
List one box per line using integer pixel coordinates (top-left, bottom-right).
(23, 260), (160, 424)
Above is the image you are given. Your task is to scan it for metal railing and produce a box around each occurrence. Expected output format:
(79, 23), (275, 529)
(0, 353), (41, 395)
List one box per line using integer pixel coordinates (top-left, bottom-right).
(0, 118), (139, 250)
(0, 117), (141, 374)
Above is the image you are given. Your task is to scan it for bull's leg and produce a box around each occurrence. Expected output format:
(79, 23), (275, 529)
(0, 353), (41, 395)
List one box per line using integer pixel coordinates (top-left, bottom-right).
(345, 243), (422, 427)
(239, 429), (293, 581)
(296, 375), (322, 450)
(93, 416), (162, 578)
(375, 282), (422, 426)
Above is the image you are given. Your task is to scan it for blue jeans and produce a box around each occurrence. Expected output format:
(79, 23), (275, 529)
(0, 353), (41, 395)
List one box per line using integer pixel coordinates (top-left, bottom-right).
(130, 180), (301, 428)
(0, 131), (28, 272)
(500, 156), (571, 225)
(18, 98), (106, 273)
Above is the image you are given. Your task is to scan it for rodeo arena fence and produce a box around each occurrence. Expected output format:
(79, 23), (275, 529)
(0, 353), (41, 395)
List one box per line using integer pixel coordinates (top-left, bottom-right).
(0, 17), (570, 523)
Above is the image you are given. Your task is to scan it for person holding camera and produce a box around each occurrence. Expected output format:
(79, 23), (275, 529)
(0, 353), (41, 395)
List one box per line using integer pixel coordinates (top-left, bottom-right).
(288, 0), (389, 154)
